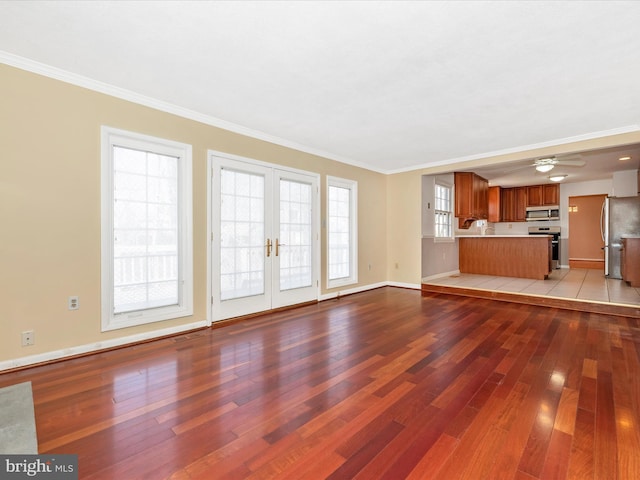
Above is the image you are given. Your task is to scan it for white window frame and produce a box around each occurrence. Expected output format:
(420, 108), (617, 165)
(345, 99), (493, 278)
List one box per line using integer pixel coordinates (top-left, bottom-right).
(101, 126), (193, 331)
(434, 182), (454, 242)
(327, 176), (358, 289)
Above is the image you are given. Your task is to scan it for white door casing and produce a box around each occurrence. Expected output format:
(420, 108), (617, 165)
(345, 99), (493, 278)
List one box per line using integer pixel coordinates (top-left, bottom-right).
(210, 152), (319, 321)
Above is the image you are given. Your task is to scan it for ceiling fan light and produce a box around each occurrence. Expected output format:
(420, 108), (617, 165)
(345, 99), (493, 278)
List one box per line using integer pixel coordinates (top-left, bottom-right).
(536, 164), (554, 173)
(549, 174), (567, 182)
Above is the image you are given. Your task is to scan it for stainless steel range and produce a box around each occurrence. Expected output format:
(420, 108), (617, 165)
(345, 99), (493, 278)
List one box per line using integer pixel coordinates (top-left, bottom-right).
(529, 226), (561, 269)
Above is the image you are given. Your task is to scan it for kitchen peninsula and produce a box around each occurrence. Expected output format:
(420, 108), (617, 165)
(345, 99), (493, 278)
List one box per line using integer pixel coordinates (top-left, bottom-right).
(459, 235), (552, 280)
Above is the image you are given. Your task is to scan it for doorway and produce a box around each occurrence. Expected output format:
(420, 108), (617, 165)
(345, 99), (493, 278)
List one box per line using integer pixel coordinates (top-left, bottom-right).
(568, 194), (606, 270)
(210, 153), (319, 321)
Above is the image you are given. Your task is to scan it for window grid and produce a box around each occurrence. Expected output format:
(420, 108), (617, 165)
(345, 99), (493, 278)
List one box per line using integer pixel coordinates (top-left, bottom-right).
(434, 183), (452, 238)
(113, 147), (180, 313)
(327, 177), (357, 288)
(328, 185), (351, 281)
(101, 127), (192, 331)
(279, 179), (313, 291)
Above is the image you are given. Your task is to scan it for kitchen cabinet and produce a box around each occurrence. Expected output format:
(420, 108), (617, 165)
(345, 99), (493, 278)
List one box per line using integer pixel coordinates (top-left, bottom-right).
(527, 185), (542, 206)
(454, 172), (488, 226)
(543, 184), (560, 205)
(501, 186), (527, 222)
(488, 186), (501, 223)
(501, 188), (515, 222)
(497, 183), (558, 223)
(526, 184), (559, 206)
(515, 187), (527, 221)
(459, 236), (552, 280)
(621, 237), (640, 287)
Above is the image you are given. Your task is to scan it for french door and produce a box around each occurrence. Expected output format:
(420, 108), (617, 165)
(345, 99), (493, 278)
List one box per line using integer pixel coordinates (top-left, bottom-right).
(210, 154), (319, 320)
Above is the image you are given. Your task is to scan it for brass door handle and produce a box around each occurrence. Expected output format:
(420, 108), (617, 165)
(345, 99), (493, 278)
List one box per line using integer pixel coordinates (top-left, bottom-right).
(265, 238), (272, 257)
(276, 238), (286, 257)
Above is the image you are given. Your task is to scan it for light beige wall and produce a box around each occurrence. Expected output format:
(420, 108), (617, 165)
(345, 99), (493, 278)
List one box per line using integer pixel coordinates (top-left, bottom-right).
(0, 64), (387, 364)
(386, 170), (422, 283)
(4, 61), (639, 365)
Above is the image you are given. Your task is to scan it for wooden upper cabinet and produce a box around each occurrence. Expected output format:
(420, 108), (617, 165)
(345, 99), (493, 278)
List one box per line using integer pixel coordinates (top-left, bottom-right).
(526, 183), (559, 207)
(461, 179), (555, 224)
(526, 185), (542, 206)
(473, 173), (489, 219)
(488, 186), (501, 223)
(501, 188), (515, 222)
(454, 172), (488, 220)
(514, 187), (527, 221)
(542, 184), (559, 205)
(502, 187), (527, 222)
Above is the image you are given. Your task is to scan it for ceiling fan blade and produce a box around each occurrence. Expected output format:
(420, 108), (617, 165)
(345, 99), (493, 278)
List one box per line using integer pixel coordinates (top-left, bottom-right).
(555, 159), (585, 167)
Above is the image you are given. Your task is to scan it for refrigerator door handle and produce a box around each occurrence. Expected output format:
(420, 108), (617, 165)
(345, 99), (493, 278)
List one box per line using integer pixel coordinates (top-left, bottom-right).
(600, 201), (605, 243)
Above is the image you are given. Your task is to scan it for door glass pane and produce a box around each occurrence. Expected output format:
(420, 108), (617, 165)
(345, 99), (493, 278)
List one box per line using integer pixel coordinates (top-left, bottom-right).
(220, 169), (265, 300)
(279, 179), (313, 291)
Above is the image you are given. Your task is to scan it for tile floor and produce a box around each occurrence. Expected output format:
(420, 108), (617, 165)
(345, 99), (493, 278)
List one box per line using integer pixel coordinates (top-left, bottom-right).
(423, 268), (640, 307)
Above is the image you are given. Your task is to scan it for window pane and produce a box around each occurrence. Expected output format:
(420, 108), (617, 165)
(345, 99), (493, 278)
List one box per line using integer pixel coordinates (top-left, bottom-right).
(112, 147), (180, 313)
(328, 184), (351, 281)
(434, 184), (452, 238)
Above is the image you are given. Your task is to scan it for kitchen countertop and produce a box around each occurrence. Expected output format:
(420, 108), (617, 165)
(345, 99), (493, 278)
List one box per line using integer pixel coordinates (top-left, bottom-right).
(456, 235), (550, 238)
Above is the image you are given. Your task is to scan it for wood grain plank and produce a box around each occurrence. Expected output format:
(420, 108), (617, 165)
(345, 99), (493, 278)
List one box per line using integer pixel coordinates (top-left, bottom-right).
(404, 433), (459, 480)
(554, 387), (579, 435)
(0, 287), (635, 479)
(594, 370), (618, 479)
(567, 407), (595, 480)
(539, 429), (572, 480)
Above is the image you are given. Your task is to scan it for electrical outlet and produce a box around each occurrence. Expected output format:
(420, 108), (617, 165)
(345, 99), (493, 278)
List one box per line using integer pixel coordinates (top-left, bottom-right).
(68, 296), (79, 310)
(22, 330), (34, 346)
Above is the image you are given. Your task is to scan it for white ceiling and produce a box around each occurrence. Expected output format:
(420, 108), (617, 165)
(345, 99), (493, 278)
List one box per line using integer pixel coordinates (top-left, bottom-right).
(2, 1), (640, 176)
(466, 144), (640, 187)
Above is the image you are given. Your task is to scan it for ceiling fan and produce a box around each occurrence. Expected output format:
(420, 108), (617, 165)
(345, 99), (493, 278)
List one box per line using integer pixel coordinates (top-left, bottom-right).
(532, 155), (585, 173)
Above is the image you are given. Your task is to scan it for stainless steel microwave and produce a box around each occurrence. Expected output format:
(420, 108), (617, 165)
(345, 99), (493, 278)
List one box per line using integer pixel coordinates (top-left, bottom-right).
(525, 205), (560, 221)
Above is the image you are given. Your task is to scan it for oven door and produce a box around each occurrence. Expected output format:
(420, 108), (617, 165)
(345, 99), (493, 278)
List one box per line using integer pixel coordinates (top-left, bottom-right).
(528, 233), (559, 268)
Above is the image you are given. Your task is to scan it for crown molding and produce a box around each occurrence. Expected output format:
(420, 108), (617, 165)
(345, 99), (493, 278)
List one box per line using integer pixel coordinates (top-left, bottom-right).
(387, 125), (640, 175)
(3, 51), (638, 177)
(0, 51), (385, 174)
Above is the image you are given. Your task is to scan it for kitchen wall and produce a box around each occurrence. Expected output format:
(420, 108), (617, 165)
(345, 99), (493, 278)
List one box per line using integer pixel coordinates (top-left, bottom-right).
(421, 174), (458, 279)
(0, 63), (388, 367)
(396, 131), (640, 285)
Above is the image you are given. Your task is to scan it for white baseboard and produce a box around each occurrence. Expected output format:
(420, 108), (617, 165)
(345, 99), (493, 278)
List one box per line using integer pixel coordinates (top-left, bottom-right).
(2, 282), (427, 371)
(386, 281), (422, 289)
(318, 281), (421, 301)
(0, 320), (208, 372)
(422, 270), (460, 282)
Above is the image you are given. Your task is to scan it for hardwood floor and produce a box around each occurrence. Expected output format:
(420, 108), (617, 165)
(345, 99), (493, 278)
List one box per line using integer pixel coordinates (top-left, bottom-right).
(1, 287), (639, 479)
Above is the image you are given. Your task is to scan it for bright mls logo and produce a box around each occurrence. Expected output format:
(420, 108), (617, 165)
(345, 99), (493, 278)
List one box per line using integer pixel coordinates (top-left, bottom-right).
(0, 455), (77, 479)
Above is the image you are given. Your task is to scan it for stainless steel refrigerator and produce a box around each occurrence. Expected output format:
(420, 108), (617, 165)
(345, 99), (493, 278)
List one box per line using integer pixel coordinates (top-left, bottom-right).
(601, 196), (640, 278)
